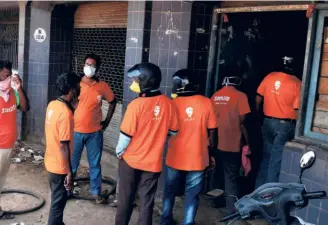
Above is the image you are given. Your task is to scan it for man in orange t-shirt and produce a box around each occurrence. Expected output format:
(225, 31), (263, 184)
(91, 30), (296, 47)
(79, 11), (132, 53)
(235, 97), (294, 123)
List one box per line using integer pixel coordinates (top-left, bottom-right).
(45, 72), (81, 225)
(161, 70), (217, 225)
(255, 56), (301, 187)
(211, 64), (250, 213)
(71, 53), (117, 203)
(0, 60), (29, 213)
(115, 63), (178, 225)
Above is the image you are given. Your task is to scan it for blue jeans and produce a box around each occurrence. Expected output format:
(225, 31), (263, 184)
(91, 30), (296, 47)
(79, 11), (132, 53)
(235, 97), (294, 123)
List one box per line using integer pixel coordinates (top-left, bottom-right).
(72, 131), (103, 195)
(161, 166), (205, 225)
(256, 118), (295, 188)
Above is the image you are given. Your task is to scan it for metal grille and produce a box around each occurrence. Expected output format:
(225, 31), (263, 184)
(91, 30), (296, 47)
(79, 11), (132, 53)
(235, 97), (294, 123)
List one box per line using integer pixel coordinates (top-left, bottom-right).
(72, 28), (127, 102)
(0, 8), (19, 69)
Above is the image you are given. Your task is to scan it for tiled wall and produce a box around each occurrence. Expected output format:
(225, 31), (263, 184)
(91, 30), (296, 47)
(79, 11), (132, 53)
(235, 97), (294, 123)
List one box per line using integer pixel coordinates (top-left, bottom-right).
(122, 1), (150, 113)
(188, 2), (214, 94)
(149, 1), (192, 96)
(48, 5), (76, 101)
(280, 142), (328, 225)
(24, 3), (52, 141)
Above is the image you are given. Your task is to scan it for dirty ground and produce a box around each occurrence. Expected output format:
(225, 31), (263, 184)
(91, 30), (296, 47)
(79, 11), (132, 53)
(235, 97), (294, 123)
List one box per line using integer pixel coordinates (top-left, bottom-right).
(0, 142), (267, 225)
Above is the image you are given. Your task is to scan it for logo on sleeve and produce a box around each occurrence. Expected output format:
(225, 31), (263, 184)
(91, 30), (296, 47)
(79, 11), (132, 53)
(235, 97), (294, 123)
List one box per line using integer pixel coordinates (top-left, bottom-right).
(153, 105), (161, 121)
(185, 107), (195, 121)
(46, 109), (54, 124)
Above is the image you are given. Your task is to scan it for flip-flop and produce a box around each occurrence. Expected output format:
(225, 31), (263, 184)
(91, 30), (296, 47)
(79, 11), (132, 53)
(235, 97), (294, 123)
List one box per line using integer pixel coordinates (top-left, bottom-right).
(95, 196), (107, 204)
(108, 198), (119, 208)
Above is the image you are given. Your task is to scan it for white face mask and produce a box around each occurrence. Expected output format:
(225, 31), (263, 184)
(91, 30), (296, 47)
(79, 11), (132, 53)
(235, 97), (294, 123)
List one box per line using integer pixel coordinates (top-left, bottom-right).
(222, 77), (242, 86)
(84, 66), (96, 78)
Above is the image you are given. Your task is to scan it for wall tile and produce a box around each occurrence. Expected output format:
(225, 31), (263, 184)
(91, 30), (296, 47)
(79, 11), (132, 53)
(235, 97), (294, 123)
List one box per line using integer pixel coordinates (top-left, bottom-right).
(152, 1), (162, 12)
(181, 13), (191, 32)
(319, 209), (328, 225)
(177, 50), (188, 69)
(303, 158), (327, 184)
(151, 12), (162, 31)
(168, 50), (178, 69)
(307, 206), (320, 225)
(158, 49), (168, 68)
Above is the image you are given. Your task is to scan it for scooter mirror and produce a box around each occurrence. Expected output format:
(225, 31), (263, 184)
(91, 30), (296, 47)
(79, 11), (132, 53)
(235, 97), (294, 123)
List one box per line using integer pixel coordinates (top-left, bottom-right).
(300, 151), (316, 169)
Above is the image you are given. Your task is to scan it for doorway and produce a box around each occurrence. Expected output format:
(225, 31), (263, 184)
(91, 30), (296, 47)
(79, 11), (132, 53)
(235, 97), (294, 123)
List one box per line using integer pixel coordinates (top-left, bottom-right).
(215, 10), (308, 109)
(212, 10), (309, 195)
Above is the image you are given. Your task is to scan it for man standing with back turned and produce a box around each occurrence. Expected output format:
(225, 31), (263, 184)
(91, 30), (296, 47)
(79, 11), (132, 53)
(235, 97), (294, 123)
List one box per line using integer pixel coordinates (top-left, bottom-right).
(115, 63), (179, 225)
(255, 56), (301, 187)
(161, 69), (217, 225)
(211, 64), (251, 213)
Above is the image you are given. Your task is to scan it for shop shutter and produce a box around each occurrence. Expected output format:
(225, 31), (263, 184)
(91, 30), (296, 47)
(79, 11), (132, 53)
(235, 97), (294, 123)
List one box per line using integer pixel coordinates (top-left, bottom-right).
(74, 2), (128, 28)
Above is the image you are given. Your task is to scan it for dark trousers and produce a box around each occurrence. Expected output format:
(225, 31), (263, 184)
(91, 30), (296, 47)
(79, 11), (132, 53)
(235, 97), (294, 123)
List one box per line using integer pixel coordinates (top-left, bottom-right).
(256, 118), (295, 188)
(48, 172), (68, 225)
(115, 160), (160, 225)
(213, 150), (240, 213)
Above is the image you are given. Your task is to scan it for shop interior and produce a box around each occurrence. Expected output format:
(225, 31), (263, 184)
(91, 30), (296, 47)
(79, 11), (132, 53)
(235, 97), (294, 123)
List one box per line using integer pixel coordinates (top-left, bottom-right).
(212, 10), (309, 196)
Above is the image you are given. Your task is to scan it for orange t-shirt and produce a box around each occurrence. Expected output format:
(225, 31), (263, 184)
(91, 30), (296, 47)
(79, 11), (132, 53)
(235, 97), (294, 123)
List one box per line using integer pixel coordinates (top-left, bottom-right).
(257, 72), (301, 120)
(74, 80), (115, 133)
(166, 95), (217, 171)
(211, 86), (250, 152)
(0, 89), (17, 149)
(121, 92), (179, 173)
(45, 100), (74, 174)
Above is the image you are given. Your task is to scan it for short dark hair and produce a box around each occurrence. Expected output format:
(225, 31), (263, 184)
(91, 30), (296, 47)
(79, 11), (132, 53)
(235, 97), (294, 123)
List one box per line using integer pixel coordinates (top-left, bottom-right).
(56, 72), (81, 96)
(0, 60), (12, 71)
(222, 62), (243, 78)
(84, 53), (101, 72)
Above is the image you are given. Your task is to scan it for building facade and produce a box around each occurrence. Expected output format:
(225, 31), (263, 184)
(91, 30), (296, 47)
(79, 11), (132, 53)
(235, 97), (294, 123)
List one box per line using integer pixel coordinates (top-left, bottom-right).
(1, 1), (328, 223)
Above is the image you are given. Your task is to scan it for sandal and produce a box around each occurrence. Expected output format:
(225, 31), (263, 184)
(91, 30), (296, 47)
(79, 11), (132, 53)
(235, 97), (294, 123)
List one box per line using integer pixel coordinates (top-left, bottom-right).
(95, 195), (107, 204)
(108, 195), (119, 208)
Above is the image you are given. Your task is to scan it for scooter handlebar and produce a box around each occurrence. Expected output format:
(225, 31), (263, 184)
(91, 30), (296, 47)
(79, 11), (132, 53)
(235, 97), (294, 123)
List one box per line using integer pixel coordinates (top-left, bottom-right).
(303, 191), (327, 199)
(219, 212), (240, 222)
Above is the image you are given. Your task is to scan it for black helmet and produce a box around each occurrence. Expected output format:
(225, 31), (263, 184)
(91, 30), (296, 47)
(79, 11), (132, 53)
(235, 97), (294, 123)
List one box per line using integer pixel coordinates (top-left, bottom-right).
(281, 56), (294, 74)
(221, 62), (243, 87)
(127, 62), (161, 92)
(171, 69), (199, 98)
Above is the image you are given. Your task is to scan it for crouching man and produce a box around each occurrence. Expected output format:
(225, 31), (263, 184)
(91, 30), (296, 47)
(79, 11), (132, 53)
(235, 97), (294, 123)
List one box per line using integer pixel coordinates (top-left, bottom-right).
(115, 63), (179, 225)
(45, 72), (81, 225)
(161, 70), (218, 225)
(0, 60), (29, 214)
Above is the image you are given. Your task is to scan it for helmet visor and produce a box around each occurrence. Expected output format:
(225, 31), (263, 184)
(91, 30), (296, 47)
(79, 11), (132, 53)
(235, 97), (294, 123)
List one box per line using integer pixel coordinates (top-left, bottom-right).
(127, 67), (142, 78)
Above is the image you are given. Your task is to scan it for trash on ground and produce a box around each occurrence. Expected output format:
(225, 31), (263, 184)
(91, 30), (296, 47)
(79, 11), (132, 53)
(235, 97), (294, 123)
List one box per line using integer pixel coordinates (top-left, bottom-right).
(33, 155), (44, 161)
(11, 158), (22, 164)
